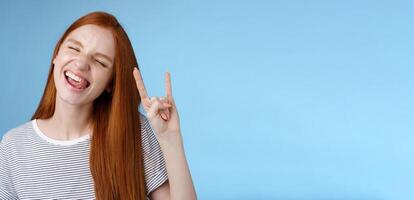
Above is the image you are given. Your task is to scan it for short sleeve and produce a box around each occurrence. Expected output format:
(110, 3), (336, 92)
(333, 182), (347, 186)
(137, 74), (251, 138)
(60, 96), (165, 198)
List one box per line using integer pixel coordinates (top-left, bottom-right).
(140, 114), (169, 194)
(0, 136), (18, 199)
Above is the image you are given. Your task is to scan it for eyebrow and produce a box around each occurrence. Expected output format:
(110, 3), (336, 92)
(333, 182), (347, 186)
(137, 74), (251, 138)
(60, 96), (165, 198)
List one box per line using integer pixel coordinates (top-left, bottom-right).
(66, 38), (113, 63)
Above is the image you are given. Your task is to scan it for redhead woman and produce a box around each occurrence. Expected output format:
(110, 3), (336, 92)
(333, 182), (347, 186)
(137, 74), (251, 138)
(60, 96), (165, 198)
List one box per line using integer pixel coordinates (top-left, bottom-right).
(0, 11), (197, 200)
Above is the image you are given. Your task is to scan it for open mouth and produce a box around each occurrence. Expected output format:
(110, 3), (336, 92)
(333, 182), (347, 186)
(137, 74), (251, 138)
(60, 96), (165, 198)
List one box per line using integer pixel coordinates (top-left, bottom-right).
(64, 70), (90, 91)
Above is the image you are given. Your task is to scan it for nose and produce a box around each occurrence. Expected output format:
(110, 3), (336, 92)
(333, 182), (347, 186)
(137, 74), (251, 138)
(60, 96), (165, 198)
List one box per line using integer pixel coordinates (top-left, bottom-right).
(73, 55), (90, 71)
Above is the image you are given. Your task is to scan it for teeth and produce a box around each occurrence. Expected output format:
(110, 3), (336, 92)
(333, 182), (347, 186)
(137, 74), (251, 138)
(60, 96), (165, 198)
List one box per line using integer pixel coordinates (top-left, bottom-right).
(65, 71), (82, 82)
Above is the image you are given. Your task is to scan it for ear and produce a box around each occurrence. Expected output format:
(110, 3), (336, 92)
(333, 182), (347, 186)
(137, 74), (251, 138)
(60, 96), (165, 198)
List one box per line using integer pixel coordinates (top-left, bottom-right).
(106, 83), (113, 93)
(106, 77), (114, 93)
(53, 57), (56, 65)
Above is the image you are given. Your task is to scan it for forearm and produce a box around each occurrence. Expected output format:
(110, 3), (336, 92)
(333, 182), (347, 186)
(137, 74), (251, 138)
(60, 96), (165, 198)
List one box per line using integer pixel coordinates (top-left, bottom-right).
(159, 133), (197, 200)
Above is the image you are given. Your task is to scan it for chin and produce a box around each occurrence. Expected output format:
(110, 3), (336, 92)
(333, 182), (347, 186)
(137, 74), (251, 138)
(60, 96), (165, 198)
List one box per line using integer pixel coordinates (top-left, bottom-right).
(57, 92), (92, 106)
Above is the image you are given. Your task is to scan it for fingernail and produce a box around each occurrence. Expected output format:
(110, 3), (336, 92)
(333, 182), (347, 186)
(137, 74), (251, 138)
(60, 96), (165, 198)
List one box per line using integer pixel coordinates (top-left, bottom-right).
(161, 113), (168, 120)
(163, 103), (172, 107)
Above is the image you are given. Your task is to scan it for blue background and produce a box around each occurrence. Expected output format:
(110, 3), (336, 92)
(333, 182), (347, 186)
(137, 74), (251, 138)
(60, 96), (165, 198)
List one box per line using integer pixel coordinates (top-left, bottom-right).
(1, 1), (413, 199)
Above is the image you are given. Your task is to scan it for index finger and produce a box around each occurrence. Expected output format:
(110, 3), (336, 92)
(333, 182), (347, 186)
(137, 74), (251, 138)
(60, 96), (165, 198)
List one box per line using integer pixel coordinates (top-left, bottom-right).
(165, 72), (173, 100)
(133, 68), (149, 100)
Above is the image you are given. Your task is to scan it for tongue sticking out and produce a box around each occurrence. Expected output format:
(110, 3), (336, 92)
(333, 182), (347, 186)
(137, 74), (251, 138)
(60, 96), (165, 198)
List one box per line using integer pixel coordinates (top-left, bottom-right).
(67, 76), (88, 89)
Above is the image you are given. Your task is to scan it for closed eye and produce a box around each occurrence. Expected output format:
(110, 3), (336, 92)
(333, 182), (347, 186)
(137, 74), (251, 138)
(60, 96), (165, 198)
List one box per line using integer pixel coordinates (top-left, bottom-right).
(96, 59), (106, 68)
(68, 46), (80, 52)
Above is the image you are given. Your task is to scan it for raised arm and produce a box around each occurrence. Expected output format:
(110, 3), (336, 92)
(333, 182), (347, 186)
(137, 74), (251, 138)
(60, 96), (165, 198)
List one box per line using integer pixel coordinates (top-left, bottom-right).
(133, 68), (197, 200)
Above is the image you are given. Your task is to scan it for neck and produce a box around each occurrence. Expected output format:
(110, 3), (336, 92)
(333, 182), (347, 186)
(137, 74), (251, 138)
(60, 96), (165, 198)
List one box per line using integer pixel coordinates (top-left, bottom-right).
(46, 98), (93, 140)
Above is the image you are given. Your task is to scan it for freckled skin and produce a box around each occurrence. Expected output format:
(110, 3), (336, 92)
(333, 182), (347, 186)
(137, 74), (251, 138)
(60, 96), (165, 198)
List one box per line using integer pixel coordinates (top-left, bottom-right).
(53, 25), (115, 106)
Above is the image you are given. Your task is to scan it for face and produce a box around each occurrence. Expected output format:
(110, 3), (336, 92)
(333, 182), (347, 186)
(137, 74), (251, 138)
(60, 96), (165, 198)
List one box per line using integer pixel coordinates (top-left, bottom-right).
(53, 24), (115, 106)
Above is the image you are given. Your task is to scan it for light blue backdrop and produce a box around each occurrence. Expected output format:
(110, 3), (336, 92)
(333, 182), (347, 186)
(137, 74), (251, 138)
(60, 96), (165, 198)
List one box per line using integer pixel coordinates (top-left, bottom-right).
(1, 1), (413, 199)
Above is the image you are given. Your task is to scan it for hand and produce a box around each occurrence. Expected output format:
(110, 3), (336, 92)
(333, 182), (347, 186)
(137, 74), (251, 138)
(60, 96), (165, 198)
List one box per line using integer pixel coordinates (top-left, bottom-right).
(133, 68), (181, 143)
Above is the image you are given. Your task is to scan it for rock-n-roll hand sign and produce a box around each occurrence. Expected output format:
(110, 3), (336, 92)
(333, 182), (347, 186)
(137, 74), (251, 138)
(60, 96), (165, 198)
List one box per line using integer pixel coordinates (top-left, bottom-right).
(133, 67), (181, 141)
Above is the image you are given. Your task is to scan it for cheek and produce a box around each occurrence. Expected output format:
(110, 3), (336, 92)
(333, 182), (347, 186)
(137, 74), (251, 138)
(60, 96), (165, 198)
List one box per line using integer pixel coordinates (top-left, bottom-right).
(53, 52), (77, 76)
(52, 60), (63, 81)
(52, 61), (62, 79)
(58, 52), (73, 63)
(55, 51), (75, 65)
(93, 69), (113, 89)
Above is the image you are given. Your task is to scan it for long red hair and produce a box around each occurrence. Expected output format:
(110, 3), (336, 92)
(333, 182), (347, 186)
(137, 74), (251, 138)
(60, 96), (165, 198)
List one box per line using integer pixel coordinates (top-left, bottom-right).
(32, 11), (147, 199)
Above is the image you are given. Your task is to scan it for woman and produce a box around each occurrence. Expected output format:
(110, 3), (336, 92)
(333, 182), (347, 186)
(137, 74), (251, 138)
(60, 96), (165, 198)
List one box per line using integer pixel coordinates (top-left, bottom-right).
(0, 11), (197, 200)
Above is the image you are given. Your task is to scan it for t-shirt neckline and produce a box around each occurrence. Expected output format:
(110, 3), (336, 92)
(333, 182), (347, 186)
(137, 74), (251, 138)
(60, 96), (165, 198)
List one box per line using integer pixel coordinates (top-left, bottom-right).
(32, 119), (90, 146)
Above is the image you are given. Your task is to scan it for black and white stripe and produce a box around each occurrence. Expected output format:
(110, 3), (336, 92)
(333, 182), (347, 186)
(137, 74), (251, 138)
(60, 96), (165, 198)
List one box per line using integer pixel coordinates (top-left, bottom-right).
(0, 114), (168, 199)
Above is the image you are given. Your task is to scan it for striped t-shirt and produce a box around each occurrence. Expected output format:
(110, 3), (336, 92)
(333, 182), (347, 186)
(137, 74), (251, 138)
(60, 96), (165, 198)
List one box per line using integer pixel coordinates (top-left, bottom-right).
(0, 115), (168, 199)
